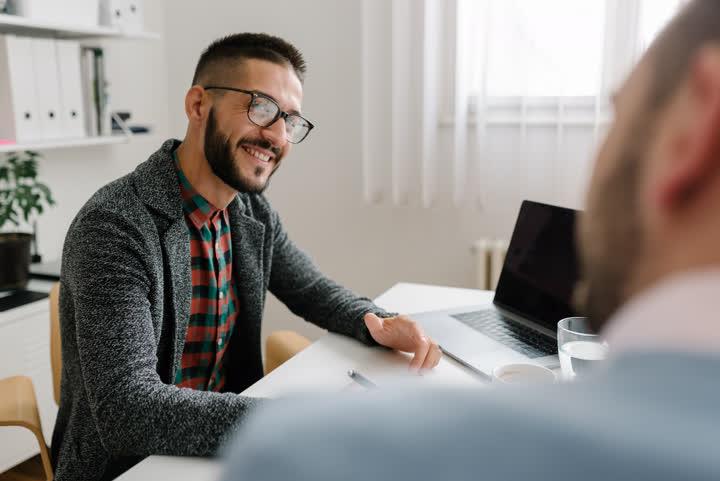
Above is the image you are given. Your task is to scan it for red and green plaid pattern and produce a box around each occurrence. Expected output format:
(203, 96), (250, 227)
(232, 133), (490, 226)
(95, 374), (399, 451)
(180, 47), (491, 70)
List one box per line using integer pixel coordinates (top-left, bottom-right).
(173, 153), (239, 391)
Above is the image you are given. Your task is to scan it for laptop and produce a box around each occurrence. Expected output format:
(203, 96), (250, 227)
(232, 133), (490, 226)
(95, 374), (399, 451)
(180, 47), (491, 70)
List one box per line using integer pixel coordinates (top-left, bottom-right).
(415, 200), (579, 377)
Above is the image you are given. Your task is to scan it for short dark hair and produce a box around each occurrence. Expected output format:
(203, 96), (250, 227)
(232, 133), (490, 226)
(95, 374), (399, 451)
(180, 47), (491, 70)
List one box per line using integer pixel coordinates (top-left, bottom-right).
(647, 0), (720, 110)
(191, 33), (306, 86)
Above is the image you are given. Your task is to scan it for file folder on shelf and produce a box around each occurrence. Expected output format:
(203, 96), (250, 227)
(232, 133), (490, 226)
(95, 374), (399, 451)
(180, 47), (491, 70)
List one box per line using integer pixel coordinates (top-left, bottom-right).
(0, 34), (41, 142)
(100, 0), (127, 29)
(56, 40), (86, 138)
(125, 0), (144, 33)
(31, 38), (64, 139)
(0, 36), (115, 144)
(80, 47), (110, 136)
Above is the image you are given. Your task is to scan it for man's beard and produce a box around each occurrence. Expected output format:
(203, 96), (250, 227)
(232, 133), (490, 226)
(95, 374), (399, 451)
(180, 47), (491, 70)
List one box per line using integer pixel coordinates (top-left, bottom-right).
(577, 114), (655, 334)
(204, 107), (281, 194)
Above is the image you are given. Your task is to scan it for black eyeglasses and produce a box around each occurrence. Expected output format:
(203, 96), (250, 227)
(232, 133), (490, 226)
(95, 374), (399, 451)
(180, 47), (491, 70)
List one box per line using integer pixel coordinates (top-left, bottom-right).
(203, 86), (315, 144)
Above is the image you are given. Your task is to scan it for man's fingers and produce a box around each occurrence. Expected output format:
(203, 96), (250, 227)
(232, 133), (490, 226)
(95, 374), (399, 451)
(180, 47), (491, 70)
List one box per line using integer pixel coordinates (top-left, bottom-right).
(409, 336), (430, 371)
(421, 342), (442, 370)
(434, 344), (442, 367)
(364, 313), (384, 334)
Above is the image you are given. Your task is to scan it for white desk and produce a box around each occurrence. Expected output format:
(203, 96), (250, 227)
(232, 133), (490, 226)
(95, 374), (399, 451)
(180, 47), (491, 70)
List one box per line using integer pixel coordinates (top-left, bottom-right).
(117, 283), (490, 481)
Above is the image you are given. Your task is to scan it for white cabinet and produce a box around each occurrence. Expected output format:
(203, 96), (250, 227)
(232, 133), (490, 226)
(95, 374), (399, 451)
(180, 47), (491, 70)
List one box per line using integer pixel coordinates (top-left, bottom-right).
(69, 0), (101, 28)
(124, 0), (143, 33)
(100, 0), (126, 28)
(0, 295), (56, 474)
(7, 0), (100, 27)
(6, 0), (63, 24)
(100, 0), (144, 32)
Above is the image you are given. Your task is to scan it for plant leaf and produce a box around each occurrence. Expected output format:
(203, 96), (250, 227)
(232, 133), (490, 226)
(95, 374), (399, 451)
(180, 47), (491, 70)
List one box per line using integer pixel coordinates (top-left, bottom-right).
(0, 150), (53, 230)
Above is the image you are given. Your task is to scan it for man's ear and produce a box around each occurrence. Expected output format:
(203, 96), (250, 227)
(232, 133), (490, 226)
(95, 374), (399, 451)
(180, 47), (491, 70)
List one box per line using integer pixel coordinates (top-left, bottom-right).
(185, 85), (208, 122)
(657, 46), (720, 210)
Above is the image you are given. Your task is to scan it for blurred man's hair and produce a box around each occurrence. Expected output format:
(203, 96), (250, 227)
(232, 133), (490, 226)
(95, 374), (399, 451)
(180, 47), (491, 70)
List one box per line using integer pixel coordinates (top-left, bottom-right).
(649, 0), (720, 109)
(192, 33), (306, 86)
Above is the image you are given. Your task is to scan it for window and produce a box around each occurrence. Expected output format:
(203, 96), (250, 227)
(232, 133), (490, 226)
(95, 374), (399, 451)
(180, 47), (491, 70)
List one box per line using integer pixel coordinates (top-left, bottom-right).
(466, 0), (685, 99)
(360, 0), (689, 208)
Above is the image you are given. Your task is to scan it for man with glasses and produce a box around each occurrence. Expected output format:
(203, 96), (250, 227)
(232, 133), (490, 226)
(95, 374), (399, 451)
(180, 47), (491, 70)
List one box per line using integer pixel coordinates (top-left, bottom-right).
(51, 33), (440, 481)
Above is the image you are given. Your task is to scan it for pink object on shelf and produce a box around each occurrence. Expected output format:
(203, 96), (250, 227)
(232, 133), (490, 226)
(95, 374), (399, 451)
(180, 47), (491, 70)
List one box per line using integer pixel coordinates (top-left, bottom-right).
(0, 139), (16, 146)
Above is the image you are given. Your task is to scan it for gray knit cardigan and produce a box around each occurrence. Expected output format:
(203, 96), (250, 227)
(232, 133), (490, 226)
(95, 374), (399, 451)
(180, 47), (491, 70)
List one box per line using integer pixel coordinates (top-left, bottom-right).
(51, 139), (391, 481)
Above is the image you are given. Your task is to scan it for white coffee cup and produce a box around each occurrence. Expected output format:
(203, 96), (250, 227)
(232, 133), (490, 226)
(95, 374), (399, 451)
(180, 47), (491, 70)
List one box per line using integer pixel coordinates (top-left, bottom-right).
(492, 363), (556, 384)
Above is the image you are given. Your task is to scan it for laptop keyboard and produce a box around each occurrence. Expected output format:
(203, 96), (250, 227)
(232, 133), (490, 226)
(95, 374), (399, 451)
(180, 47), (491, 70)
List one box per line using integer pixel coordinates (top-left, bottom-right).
(450, 310), (557, 359)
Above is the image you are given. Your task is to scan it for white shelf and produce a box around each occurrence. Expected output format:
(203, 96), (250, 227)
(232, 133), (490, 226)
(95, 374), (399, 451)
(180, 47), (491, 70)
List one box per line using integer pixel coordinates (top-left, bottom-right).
(0, 13), (160, 39)
(0, 134), (134, 153)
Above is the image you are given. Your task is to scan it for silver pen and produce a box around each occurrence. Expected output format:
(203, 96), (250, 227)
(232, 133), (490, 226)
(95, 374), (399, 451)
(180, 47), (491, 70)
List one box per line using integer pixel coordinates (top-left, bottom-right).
(347, 369), (377, 389)
(438, 345), (492, 382)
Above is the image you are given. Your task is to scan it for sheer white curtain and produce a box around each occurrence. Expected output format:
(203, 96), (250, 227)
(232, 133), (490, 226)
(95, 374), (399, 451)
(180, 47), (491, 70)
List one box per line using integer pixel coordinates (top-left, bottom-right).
(361, 0), (685, 210)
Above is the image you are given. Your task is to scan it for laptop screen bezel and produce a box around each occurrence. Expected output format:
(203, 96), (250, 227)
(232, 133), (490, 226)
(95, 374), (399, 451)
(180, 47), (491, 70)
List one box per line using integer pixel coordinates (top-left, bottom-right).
(492, 200), (579, 333)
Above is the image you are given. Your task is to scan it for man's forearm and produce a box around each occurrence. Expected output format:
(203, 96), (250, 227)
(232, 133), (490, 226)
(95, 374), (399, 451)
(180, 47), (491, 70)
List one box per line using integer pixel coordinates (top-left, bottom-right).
(272, 272), (395, 345)
(89, 380), (264, 457)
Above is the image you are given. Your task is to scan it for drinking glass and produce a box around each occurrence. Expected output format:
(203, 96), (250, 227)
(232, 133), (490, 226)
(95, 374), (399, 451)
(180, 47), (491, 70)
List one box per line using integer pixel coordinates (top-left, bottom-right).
(557, 317), (608, 380)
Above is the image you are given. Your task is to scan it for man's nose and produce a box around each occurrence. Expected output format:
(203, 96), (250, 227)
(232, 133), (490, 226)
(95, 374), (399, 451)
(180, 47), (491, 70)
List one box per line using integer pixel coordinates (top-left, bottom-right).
(260, 117), (287, 150)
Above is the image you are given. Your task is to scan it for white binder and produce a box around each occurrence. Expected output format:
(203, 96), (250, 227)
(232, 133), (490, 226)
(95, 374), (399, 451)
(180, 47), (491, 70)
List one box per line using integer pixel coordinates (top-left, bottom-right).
(100, 0), (128, 29)
(0, 35), (41, 143)
(124, 0), (144, 33)
(31, 38), (64, 140)
(55, 40), (86, 139)
(69, 0), (101, 27)
(80, 48), (98, 136)
(7, 0), (65, 24)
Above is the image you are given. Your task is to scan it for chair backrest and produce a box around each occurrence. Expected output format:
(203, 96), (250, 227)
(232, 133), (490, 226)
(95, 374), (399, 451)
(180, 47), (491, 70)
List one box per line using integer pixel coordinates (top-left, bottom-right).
(50, 282), (61, 406)
(0, 376), (54, 480)
(264, 330), (312, 375)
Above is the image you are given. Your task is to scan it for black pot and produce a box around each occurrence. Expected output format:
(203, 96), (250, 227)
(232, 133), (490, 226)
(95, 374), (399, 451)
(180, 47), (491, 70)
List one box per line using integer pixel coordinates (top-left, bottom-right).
(0, 233), (32, 291)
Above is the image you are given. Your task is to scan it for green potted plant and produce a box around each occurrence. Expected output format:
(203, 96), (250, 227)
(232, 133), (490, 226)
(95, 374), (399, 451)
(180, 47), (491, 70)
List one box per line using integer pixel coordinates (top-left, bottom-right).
(0, 150), (55, 290)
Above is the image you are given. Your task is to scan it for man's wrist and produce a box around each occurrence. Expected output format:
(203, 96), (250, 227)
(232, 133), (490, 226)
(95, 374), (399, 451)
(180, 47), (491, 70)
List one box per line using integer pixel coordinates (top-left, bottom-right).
(359, 309), (397, 347)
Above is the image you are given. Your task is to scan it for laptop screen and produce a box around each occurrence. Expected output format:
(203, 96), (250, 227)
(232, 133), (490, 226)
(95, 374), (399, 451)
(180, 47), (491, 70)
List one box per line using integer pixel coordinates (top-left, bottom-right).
(493, 200), (579, 332)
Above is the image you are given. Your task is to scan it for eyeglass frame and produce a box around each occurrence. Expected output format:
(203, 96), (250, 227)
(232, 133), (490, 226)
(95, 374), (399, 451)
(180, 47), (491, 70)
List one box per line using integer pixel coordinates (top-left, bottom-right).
(202, 85), (315, 144)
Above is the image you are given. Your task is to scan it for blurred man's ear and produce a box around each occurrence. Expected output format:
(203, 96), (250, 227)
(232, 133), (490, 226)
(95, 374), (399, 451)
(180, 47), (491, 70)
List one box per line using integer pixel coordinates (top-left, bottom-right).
(656, 46), (720, 211)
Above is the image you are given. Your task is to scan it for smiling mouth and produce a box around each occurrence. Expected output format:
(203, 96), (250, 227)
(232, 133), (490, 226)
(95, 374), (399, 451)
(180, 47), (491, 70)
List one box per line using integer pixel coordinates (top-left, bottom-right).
(241, 145), (273, 163)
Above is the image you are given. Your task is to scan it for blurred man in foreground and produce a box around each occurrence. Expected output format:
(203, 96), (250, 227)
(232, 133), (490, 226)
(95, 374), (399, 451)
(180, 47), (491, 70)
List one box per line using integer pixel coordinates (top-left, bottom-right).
(221, 1), (720, 480)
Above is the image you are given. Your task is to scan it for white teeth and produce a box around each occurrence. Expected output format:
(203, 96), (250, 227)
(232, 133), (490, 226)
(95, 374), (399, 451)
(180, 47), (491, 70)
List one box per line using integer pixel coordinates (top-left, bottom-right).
(243, 146), (271, 162)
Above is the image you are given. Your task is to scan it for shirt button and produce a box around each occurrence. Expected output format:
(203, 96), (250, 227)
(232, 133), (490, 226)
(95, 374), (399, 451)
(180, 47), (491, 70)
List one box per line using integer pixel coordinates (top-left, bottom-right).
(215, 242), (220, 251)
(218, 338), (223, 346)
(219, 291), (224, 299)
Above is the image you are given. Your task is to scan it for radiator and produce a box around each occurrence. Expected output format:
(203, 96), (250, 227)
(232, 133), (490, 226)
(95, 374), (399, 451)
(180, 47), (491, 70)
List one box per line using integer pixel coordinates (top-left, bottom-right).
(471, 239), (508, 290)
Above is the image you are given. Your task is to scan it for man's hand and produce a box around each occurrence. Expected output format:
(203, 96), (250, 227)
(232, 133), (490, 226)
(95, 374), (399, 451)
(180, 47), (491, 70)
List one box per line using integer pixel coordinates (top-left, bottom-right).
(364, 313), (442, 371)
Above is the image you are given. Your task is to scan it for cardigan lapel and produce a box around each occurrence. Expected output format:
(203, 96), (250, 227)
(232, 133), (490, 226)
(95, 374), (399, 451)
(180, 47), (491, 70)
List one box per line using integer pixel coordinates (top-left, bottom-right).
(162, 220), (192, 379)
(133, 139), (185, 221)
(228, 196), (265, 326)
(132, 139), (192, 379)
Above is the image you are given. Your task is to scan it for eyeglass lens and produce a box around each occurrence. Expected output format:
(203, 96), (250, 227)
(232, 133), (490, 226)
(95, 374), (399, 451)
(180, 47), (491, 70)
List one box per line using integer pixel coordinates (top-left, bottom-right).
(248, 96), (311, 143)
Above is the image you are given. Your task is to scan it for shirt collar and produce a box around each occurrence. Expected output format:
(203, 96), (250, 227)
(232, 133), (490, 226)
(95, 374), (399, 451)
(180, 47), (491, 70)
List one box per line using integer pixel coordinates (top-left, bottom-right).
(173, 151), (223, 229)
(604, 268), (720, 357)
